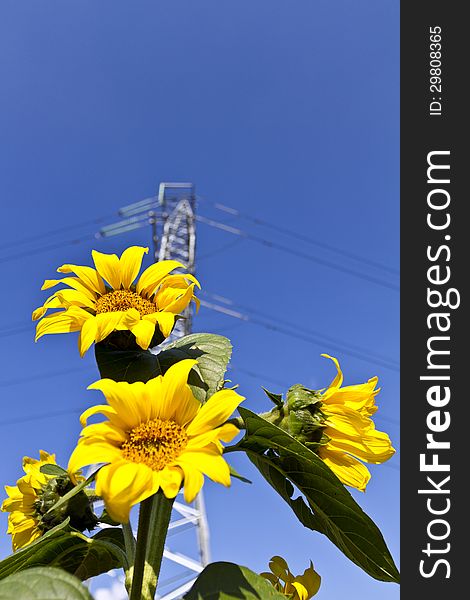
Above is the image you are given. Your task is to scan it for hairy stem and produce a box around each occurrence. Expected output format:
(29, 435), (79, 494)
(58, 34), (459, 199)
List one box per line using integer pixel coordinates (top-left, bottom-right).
(129, 498), (153, 600)
(141, 492), (175, 600)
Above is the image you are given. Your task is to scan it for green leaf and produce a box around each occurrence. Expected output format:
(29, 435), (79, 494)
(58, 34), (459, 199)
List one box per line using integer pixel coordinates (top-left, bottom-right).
(40, 464), (68, 477)
(94, 333), (232, 402)
(184, 562), (287, 600)
(233, 408), (400, 584)
(43, 469), (99, 520)
(0, 567), (94, 600)
(262, 387), (284, 408)
(95, 343), (162, 383)
(157, 333), (232, 402)
(228, 464), (252, 485)
(0, 526), (126, 582)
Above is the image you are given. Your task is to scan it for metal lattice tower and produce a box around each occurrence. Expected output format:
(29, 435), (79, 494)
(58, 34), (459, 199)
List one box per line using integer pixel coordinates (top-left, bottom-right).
(98, 183), (210, 600)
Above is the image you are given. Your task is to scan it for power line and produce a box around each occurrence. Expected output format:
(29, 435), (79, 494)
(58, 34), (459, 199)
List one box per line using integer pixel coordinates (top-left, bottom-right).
(0, 232), (97, 266)
(197, 195), (399, 276)
(195, 215), (399, 292)
(0, 406), (83, 428)
(203, 291), (399, 368)
(0, 212), (116, 253)
(199, 297), (399, 372)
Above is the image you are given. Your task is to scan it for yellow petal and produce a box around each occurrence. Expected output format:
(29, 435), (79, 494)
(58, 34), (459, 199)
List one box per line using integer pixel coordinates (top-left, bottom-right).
(319, 446), (371, 491)
(95, 461), (157, 523)
(119, 246), (149, 289)
(54, 288), (96, 310)
(186, 389), (244, 437)
(174, 461), (204, 503)
(160, 359), (198, 422)
(92, 250), (121, 289)
(323, 404), (373, 437)
(35, 311), (84, 341)
(157, 283), (195, 314)
(130, 319), (156, 350)
(41, 277), (98, 302)
(157, 466), (183, 500)
(78, 316), (98, 357)
(68, 440), (123, 474)
(94, 312), (125, 342)
(151, 311), (176, 338)
(32, 295), (62, 320)
(187, 423), (239, 449)
(87, 379), (148, 430)
(321, 354), (343, 390)
(136, 260), (185, 296)
(175, 449), (231, 487)
(326, 427), (396, 464)
(57, 264), (106, 295)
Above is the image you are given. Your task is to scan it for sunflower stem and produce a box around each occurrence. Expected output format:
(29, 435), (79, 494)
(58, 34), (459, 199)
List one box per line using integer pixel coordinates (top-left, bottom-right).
(141, 491), (175, 600)
(129, 498), (153, 600)
(122, 522), (136, 593)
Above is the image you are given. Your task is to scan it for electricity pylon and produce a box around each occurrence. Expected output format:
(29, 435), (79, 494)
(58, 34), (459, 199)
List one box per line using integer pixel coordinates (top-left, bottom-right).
(99, 183), (210, 600)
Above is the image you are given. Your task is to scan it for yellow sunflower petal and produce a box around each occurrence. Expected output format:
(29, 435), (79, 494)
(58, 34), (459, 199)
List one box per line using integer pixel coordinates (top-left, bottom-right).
(94, 312), (125, 342)
(174, 461), (204, 503)
(32, 295), (62, 320)
(323, 404), (373, 437)
(57, 264), (106, 295)
(130, 319), (156, 350)
(321, 354), (343, 390)
(175, 450), (231, 487)
(119, 246), (149, 289)
(91, 250), (121, 289)
(157, 283), (196, 314)
(81, 422), (128, 444)
(158, 466), (183, 500)
(87, 379), (147, 430)
(35, 311), (84, 341)
(319, 446), (371, 491)
(187, 423), (239, 449)
(151, 311), (176, 338)
(186, 389), (244, 437)
(41, 277), (98, 301)
(160, 359), (198, 421)
(95, 460), (157, 523)
(326, 427), (396, 464)
(54, 288), (96, 310)
(68, 440), (123, 474)
(78, 316), (98, 357)
(136, 260), (185, 296)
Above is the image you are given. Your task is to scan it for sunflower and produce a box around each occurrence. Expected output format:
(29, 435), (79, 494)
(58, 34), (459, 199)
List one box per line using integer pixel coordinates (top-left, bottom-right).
(317, 354), (395, 491)
(68, 359), (244, 523)
(261, 556), (321, 600)
(2, 451), (72, 551)
(33, 246), (200, 356)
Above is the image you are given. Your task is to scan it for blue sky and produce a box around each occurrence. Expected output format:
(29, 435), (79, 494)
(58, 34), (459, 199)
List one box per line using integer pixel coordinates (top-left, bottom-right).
(0, 1), (399, 598)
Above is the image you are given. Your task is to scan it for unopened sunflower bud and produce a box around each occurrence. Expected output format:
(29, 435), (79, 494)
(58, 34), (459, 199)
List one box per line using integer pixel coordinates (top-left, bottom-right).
(261, 385), (328, 450)
(38, 471), (98, 532)
(1, 451), (98, 551)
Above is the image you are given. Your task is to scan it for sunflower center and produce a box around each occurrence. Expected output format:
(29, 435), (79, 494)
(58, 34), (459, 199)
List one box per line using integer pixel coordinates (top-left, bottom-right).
(95, 290), (157, 317)
(121, 418), (188, 471)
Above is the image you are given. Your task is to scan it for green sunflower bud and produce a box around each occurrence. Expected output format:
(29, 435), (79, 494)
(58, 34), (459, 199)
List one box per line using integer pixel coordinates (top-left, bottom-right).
(36, 467), (98, 533)
(262, 385), (328, 449)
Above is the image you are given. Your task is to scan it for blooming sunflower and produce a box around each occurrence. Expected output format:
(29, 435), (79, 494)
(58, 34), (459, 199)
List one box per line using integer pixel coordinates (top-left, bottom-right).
(33, 246), (200, 356)
(1, 451), (82, 551)
(68, 359), (244, 523)
(261, 556), (321, 600)
(317, 354), (395, 491)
